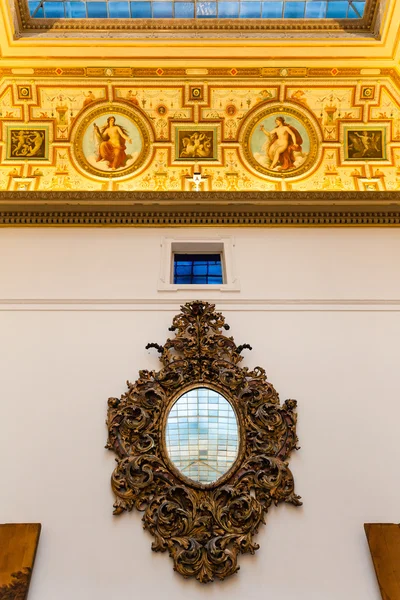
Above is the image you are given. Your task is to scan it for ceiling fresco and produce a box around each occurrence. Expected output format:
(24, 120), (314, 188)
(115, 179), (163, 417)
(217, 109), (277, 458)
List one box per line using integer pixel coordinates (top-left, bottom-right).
(1, 68), (400, 192)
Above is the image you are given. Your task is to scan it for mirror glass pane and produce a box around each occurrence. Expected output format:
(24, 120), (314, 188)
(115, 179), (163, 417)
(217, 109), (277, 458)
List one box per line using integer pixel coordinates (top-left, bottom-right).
(165, 387), (239, 484)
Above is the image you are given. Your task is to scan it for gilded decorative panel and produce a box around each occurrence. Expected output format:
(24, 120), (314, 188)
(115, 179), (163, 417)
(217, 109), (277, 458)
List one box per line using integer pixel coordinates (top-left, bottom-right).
(1, 69), (400, 192)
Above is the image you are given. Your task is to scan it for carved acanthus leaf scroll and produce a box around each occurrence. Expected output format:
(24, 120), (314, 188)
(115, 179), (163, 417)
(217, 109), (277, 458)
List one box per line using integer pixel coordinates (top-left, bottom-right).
(106, 300), (301, 582)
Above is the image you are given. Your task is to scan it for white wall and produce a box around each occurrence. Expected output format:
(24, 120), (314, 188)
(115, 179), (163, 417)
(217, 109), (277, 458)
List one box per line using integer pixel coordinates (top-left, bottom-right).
(1, 227), (400, 600)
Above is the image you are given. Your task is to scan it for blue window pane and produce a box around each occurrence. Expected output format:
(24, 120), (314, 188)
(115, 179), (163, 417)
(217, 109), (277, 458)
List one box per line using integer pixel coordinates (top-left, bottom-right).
(305, 1), (326, 18)
(153, 1), (173, 15)
(173, 254), (223, 285)
(193, 265), (207, 276)
(218, 1), (239, 16)
(175, 2), (194, 16)
(87, 2), (108, 16)
(108, 1), (130, 15)
(130, 1), (151, 16)
(65, 2), (86, 17)
(326, 1), (348, 17)
(284, 1), (305, 17)
(261, 1), (283, 17)
(28, 1), (44, 16)
(208, 264), (221, 276)
(197, 1), (217, 16)
(43, 2), (65, 16)
(240, 1), (260, 16)
(176, 267), (192, 276)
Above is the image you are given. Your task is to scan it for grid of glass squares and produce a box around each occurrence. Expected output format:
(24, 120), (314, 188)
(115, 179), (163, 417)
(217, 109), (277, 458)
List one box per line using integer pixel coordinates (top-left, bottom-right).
(173, 253), (223, 285)
(165, 388), (239, 484)
(28, 0), (366, 19)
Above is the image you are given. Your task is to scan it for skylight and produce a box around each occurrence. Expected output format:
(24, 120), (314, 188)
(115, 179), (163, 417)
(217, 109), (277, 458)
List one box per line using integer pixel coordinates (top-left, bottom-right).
(28, 0), (366, 19)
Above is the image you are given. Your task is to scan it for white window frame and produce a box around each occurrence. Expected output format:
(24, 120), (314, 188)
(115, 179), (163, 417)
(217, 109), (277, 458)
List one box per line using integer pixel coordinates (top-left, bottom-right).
(158, 236), (240, 292)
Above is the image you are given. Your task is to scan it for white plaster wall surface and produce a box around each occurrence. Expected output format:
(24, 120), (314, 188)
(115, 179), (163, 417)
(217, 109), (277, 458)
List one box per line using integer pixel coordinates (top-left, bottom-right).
(1, 227), (400, 300)
(1, 227), (399, 600)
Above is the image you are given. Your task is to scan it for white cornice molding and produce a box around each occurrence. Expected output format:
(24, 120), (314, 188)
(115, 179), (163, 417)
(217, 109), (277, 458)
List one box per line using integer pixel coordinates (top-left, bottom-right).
(1, 298), (400, 311)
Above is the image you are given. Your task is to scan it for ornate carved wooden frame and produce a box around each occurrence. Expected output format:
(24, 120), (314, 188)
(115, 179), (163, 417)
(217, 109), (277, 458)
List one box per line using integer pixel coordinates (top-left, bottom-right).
(106, 301), (301, 582)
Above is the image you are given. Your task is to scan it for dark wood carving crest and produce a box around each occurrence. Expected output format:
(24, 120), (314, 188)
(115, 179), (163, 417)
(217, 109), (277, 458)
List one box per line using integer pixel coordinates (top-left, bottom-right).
(106, 301), (301, 582)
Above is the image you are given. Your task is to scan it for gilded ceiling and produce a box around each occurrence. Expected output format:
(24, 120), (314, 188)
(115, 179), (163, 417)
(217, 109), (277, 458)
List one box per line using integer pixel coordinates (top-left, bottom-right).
(0, 0), (397, 63)
(1, 67), (400, 193)
(1, 0), (400, 210)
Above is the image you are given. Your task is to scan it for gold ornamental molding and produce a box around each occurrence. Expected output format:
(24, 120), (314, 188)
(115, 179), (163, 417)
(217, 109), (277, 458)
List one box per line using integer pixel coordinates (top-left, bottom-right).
(14, 0), (379, 35)
(1, 191), (400, 226)
(106, 300), (301, 582)
(0, 67), (397, 80)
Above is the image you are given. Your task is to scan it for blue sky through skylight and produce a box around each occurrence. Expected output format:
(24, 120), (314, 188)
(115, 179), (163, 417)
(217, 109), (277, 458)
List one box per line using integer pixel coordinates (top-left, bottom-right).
(28, 0), (366, 19)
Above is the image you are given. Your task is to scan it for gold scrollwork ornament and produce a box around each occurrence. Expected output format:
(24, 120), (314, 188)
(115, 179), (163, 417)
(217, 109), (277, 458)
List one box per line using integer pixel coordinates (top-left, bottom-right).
(106, 301), (301, 582)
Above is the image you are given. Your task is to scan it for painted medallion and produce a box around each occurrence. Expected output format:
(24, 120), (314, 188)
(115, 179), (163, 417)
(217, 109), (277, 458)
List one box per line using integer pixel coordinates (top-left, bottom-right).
(242, 105), (319, 178)
(72, 103), (150, 178)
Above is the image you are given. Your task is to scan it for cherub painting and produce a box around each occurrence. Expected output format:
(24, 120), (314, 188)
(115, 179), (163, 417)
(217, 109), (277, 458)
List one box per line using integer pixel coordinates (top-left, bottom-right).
(250, 113), (310, 173)
(346, 129), (384, 160)
(176, 128), (217, 161)
(180, 132), (212, 158)
(7, 127), (48, 160)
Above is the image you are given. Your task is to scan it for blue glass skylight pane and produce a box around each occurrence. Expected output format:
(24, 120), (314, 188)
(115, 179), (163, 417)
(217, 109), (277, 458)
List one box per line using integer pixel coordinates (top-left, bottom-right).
(347, 2), (364, 19)
(240, 1), (260, 16)
(153, 1), (173, 16)
(43, 1), (65, 16)
(352, 2), (365, 17)
(28, 1), (44, 15)
(175, 2), (194, 16)
(130, 1), (151, 16)
(87, 1), (108, 16)
(326, 1), (348, 17)
(218, 1), (239, 16)
(348, 3), (357, 17)
(284, 1), (305, 17)
(261, 1), (283, 17)
(197, 1), (217, 16)
(305, 1), (326, 17)
(65, 1), (86, 16)
(108, 1), (130, 15)
(30, 0), (366, 20)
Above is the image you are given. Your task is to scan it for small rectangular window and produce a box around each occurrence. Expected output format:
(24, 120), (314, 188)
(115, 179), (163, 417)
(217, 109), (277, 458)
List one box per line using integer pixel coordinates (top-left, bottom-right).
(173, 253), (223, 285)
(158, 237), (239, 291)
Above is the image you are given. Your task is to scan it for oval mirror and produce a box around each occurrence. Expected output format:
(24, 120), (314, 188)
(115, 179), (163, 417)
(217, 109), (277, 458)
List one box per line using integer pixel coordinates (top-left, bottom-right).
(165, 387), (239, 485)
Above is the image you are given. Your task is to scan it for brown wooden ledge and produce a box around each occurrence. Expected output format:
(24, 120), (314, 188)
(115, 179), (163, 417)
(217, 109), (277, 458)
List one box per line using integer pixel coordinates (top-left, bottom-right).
(1, 191), (400, 226)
